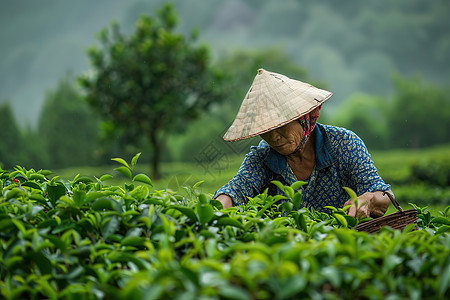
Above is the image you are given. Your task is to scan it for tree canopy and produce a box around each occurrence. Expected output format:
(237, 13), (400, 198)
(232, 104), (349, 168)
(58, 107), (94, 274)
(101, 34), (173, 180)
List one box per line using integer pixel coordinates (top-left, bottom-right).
(0, 102), (25, 169)
(79, 4), (226, 178)
(38, 76), (99, 169)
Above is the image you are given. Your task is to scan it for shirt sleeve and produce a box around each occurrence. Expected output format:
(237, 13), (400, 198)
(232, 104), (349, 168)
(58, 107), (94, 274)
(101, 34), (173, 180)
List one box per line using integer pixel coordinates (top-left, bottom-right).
(213, 148), (270, 206)
(338, 130), (391, 196)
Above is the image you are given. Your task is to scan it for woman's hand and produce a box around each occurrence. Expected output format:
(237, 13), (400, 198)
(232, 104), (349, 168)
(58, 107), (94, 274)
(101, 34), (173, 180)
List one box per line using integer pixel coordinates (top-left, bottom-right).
(216, 194), (233, 209)
(344, 191), (391, 219)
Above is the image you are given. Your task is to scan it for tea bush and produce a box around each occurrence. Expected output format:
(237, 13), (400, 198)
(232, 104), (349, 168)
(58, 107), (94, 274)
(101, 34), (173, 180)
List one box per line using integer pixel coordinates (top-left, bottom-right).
(372, 144), (450, 207)
(410, 156), (450, 188)
(1, 154), (449, 299)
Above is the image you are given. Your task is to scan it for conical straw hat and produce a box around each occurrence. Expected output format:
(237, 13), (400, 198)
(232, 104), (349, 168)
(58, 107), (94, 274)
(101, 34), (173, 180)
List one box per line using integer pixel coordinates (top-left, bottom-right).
(223, 68), (333, 141)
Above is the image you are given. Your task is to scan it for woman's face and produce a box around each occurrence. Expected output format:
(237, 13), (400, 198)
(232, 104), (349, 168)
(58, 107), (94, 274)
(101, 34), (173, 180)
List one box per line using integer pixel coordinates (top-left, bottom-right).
(260, 121), (303, 155)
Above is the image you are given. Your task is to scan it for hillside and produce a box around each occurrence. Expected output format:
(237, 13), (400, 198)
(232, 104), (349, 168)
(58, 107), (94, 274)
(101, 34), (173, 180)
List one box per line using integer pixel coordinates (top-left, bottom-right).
(1, 0), (449, 125)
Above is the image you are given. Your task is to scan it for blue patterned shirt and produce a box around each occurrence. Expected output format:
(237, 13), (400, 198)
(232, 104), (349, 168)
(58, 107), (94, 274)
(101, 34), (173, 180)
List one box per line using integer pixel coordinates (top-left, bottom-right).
(213, 123), (391, 212)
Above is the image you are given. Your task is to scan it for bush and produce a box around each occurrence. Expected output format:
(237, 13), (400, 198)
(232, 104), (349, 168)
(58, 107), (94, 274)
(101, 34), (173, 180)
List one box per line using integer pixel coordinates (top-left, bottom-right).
(0, 156), (449, 299)
(410, 156), (450, 188)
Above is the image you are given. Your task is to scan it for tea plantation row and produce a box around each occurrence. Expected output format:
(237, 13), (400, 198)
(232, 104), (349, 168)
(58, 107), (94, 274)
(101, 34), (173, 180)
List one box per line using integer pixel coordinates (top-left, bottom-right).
(1, 155), (449, 299)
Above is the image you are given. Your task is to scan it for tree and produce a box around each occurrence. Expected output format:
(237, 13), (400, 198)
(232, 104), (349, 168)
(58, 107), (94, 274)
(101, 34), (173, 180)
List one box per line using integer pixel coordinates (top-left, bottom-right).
(38, 76), (99, 169)
(79, 4), (225, 179)
(0, 102), (25, 169)
(388, 74), (450, 148)
(166, 48), (326, 164)
(332, 94), (389, 150)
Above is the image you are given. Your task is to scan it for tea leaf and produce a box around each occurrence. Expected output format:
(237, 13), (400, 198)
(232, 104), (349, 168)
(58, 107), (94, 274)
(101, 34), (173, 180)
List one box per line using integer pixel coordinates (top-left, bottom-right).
(343, 215), (357, 227)
(282, 201), (293, 214)
(430, 217), (450, 225)
(193, 181), (204, 188)
(73, 189), (86, 206)
(21, 181), (42, 191)
(46, 183), (66, 206)
(296, 212), (307, 231)
(102, 216), (119, 237)
(342, 186), (357, 200)
(28, 251), (52, 275)
(111, 157), (130, 169)
(131, 152), (141, 168)
(291, 181), (307, 191)
(292, 192), (302, 210)
(218, 285), (250, 300)
(40, 170), (53, 176)
(29, 173), (46, 182)
(444, 205), (450, 216)
(324, 206), (337, 212)
(342, 204), (352, 212)
(334, 213), (348, 227)
(92, 197), (122, 212)
(284, 186), (295, 199)
(99, 174), (113, 181)
(197, 203), (214, 224)
(271, 180), (286, 192)
(11, 219), (26, 234)
(86, 191), (116, 203)
(133, 173), (153, 186)
(210, 199), (224, 210)
(5, 256), (23, 270)
(436, 225), (449, 235)
(217, 217), (244, 229)
(170, 206), (198, 222)
(114, 166), (132, 179)
(73, 176), (94, 185)
(121, 236), (145, 247)
(402, 223), (417, 234)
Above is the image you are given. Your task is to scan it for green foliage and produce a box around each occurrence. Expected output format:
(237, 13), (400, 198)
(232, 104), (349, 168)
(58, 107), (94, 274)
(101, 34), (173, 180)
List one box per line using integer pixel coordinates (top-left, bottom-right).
(79, 3), (226, 179)
(388, 74), (450, 148)
(332, 94), (389, 149)
(411, 156), (450, 188)
(372, 144), (450, 206)
(37, 76), (99, 169)
(0, 102), (26, 169)
(0, 159), (449, 299)
(332, 75), (450, 150)
(167, 48), (318, 162)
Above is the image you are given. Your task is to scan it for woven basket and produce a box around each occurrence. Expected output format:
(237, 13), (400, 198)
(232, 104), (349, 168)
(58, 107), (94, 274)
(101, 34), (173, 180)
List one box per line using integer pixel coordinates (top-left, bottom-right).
(355, 192), (418, 233)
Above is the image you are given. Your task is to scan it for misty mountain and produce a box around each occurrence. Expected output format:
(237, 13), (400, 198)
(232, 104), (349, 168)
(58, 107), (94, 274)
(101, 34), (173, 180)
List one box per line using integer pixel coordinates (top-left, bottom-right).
(1, 0), (449, 125)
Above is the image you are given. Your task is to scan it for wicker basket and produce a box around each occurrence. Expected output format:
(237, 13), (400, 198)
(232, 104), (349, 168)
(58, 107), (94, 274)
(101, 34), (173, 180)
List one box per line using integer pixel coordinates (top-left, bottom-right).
(355, 192), (418, 233)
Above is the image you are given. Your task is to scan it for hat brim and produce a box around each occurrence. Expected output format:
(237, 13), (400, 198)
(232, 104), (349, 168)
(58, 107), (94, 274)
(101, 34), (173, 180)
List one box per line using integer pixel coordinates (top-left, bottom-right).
(223, 69), (332, 142)
(223, 93), (332, 141)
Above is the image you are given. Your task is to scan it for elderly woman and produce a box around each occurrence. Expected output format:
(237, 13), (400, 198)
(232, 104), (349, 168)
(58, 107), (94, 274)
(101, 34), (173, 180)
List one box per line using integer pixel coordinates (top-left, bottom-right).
(214, 69), (392, 219)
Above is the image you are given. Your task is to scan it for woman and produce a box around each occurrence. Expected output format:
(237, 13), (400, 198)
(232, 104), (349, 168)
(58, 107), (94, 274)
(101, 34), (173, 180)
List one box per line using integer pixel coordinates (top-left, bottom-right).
(214, 69), (392, 219)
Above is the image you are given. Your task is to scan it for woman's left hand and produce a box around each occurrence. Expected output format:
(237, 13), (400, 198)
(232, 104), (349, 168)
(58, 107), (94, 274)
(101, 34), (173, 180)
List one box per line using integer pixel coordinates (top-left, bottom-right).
(344, 191), (391, 219)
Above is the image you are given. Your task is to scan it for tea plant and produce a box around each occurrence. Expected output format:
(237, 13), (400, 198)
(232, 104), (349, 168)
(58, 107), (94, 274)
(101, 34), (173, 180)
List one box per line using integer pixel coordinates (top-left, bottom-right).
(0, 154), (449, 299)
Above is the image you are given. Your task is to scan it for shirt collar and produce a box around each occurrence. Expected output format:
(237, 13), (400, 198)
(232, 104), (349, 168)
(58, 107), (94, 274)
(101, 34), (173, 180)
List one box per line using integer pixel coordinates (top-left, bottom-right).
(262, 123), (336, 178)
(314, 123), (336, 170)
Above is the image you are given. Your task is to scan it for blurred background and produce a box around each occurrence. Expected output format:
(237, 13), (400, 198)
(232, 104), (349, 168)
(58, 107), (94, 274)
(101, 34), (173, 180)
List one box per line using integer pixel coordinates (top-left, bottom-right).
(0, 0), (449, 207)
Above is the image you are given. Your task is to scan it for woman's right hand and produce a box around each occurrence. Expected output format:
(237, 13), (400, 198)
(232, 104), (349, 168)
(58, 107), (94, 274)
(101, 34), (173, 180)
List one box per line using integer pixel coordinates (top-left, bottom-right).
(216, 194), (233, 209)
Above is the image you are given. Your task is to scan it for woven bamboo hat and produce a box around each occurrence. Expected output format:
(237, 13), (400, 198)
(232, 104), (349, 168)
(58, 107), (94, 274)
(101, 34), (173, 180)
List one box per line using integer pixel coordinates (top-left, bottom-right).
(223, 68), (333, 141)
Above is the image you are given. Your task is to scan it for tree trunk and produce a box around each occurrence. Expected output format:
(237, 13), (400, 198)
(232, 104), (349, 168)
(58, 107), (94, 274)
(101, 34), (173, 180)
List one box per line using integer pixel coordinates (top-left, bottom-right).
(150, 129), (162, 180)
